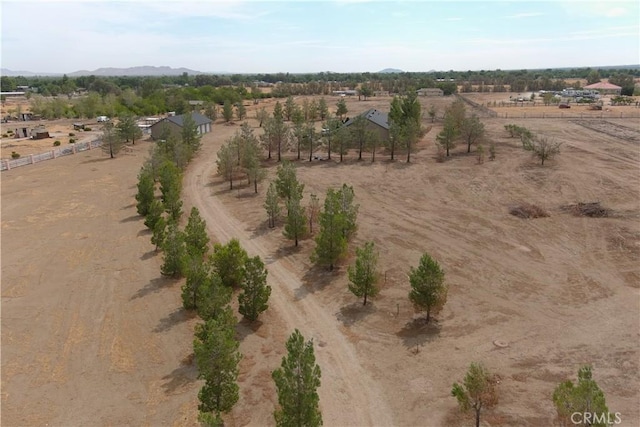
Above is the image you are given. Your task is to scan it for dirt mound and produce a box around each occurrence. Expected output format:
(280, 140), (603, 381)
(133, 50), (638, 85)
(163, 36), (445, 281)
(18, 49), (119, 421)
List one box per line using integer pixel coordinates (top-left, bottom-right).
(509, 203), (550, 219)
(561, 202), (610, 217)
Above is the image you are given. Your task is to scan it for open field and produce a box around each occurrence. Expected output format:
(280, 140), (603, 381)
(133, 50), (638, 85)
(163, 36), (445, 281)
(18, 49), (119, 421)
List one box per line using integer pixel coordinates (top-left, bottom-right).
(2, 94), (639, 426)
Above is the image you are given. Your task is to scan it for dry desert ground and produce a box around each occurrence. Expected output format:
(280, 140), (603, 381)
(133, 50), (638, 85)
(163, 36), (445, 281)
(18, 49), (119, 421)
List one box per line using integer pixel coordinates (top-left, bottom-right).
(2, 94), (639, 426)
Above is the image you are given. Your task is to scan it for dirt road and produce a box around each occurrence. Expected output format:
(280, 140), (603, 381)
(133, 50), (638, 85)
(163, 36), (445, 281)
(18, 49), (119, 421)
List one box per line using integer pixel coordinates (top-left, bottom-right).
(182, 137), (394, 426)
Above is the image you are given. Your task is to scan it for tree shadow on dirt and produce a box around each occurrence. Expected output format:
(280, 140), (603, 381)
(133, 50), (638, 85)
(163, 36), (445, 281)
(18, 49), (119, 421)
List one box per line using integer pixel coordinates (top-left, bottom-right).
(121, 203), (136, 210)
(161, 353), (198, 395)
(153, 307), (195, 333)
(250, 219), (277, 241)
(336, 301), (375, 327)
(235, 318), (264, 342)
(137, 228), (152, 237)
(295, 265), (340, 300)
(120, 214), (141, 223)
(81, 157), (111, 164)
(130, 276), (178, 300)
(396, 317), (441, 353)
(140, 249), (157, 261)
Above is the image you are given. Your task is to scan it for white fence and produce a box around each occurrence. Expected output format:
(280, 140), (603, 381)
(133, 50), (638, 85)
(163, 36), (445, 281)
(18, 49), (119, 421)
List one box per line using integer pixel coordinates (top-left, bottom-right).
(1, 139), (102, 172)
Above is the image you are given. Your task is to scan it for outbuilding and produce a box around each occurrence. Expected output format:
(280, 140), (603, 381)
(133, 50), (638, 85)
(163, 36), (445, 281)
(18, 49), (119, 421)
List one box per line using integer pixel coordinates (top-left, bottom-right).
(150, 112), (212, 141)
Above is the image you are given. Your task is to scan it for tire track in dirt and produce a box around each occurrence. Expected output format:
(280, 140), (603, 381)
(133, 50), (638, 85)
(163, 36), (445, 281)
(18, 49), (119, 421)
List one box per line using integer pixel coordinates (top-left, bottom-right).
(183, 150), (393, 426)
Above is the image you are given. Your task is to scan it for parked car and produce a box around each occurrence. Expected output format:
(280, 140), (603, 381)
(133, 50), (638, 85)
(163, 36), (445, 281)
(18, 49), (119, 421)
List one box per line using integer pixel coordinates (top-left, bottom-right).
(558, 103), (571, 109)
(97, 116), (110, 122)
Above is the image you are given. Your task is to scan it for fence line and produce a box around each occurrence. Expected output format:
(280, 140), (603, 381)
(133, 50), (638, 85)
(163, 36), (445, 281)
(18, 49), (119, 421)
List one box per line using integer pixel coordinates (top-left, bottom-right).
(494, 112), (640, 120)
(1, 139), (101, 172)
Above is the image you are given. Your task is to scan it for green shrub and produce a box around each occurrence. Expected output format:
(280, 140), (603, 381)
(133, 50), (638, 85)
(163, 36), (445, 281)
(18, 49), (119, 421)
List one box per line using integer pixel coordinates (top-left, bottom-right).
(7, 130), (13, 134)
(69, 132), (75, 137)
(69, 138), (76, 144)
(84, 127), (92, 131)
(53, 140), (61, 146)
(1, 133), (7, 138)
(11, 151), (20, 159)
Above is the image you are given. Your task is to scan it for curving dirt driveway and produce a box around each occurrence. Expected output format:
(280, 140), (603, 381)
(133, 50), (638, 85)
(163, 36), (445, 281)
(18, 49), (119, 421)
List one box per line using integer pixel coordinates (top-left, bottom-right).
(182, 141), (393, 426)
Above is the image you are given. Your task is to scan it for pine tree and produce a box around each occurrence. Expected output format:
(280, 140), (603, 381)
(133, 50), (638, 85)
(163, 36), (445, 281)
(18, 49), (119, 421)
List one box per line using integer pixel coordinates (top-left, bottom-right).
(275, 161), (304, 202)
(311, 188), (347, 271)
(181, 112), (201, 153)
(211, 239), (248, 288)
(552, 366), (611, 427)
(184, 207), (210, 261)
(272, 329), (322, 427)
(159, 160), (183, 222)
(264, 182), (281, 228)
(182, 257), (211, 311)
(194, 309), (241, 423)
(151, 216), (167, 251)
(216, 139), (236, 190)
(283, 192), (307, 247)
(408, 253), (447, 323)
(136, 166), (155, 217)
(347, 241), (379, 305)
(197, 272), (233, 322)
(307, 193), (320, 234)
(338, 184), (358, 239)
(452, 362), (498, 427)
(160, 221), (186, 277)
(144, 199), (164, 230)
(238, 256), (271, 321)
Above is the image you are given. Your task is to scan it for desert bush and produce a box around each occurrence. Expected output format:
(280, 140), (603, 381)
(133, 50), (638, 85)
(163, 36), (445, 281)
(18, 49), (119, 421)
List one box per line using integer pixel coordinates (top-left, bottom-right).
(1, 133), (7, 138)
(509, 203), (549, 219)
(7, 129), (14, 134)
(476, 144), (485, 164)
(489, 143), (496, 160)
(11, 151), (20, 159)
(84, 126), (92, 131)
(69, 132), (75, 137)
(53, 140), (61, 146)
(69, 138), (76, 144)
(561, 202), (609, 218)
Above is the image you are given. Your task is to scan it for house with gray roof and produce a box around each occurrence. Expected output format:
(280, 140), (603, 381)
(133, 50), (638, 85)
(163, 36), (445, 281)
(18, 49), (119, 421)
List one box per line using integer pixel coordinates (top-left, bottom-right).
(342, 109), (390, 142)
(150, 112), (212, 141)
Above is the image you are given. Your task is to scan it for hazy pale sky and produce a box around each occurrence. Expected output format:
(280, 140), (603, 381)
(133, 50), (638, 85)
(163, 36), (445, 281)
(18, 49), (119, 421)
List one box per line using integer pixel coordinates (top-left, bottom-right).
(1, 0), (638, 74)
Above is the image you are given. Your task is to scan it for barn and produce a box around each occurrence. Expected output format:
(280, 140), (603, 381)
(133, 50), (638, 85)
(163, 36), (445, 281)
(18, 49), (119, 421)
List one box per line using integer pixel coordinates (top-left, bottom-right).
(342, 109), (390, 142)
(150, 112), (212, 141)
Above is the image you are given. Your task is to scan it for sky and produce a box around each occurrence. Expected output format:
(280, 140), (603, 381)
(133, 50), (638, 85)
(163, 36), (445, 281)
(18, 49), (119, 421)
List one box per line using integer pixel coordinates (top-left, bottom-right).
(1, 0), (639, 74)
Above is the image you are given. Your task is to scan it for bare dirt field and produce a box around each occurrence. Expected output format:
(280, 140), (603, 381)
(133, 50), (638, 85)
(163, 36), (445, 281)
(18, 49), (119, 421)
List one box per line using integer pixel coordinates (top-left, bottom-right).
(2, 93), (639, 426)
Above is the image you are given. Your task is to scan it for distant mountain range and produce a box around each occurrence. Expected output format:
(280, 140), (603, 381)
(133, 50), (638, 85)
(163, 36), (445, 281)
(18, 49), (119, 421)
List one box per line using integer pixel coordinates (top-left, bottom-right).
(1, 66), (207, 77)
(1, 64), (638, 78)
(378, 68), (404, 74)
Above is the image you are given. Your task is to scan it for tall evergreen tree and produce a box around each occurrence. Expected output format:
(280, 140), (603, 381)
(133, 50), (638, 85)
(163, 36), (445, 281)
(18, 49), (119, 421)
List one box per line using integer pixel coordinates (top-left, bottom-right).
(238, 256), (271, 321)
(194, 309), (241, 425)
(159, 160), (183, 222)
(264, 182), (281, 228)
(272, 329), (322, 427)
(452, 362), (498, 427)
(408, 253), (447, 323)
(160, 221), (186, 277)
(135, 165), (155, 216)
(197, 272), (233, 322)
(275, 161), (304, 202)
(211, 239), (248, 288)
(181, 112), (201, 153)
(311, 187), (348, 271)
(116, 114), (142, 145)
(184, 207), (210, 260)
(552, 366), (611, 427)
(347, 241), (379, 305)
(101, 122), (125, 159)
(284, 192), (307, 247)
